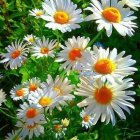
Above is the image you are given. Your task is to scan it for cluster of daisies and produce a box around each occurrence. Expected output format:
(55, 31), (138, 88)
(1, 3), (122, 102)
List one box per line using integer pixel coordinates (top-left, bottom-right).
(0, 0), (139, 139)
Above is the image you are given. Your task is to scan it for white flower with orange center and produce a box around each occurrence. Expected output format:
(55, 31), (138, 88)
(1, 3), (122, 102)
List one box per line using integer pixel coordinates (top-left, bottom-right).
(24, 34), (37, 45)
(80, 110), (94, 129)
(28, 88), (63, 109)
(41, 0), (83, 33)
(56, 36), (90, 72)
(32, 36), (57, 59)
(5, 130), (22, 140)
(10, 84), (28, 101)
(0, 89), (6, 106)
(42, 75), (74, 110)
(122, 0), (140, 11)
(0, 40), (29, 69)
(29, 8), (44, 18)
(75, 77), (136, 125)
(24, 77), (41, 94)
(16, 120), (45, 139)
(81, 46), (137, 83)
(85, 0), (137, 37)
(17, 102), (45, 125)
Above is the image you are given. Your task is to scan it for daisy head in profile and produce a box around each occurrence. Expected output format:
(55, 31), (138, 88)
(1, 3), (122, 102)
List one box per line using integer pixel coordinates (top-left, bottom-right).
(5, 130), (22, 140)
(29, 8), (44, 18)
(75, 77), (136, 126)
(0, 89), (6, 106)
(24, 34), (37, 45)
(0, 40), (29, 69)
(85, 0), (137, 37)
(32, 36), (57, 59)
(41, 0), (83, 33)
(56, 36), (91, 73)
(81, 46), (137, 83)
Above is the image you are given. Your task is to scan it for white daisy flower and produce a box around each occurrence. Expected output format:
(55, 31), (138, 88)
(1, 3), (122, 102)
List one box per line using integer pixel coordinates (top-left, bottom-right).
(32, 36), (57, 59)
(5, 130), (22, 140)
(41, 0), (83, 33)
(0, 89), (6, 106)
(0, 40), (29, 69)
(81, 46), (137, 83)
(75, 77), (136, 126)
(42, 75), (74, 110)
(85, 0), (137, 37)
(24, 77), (42, 94)
(16, 120), (45, 139)
(56, 36), (90, 72)
(24, 34), (37, 45)
(17, 102), (45, 125)
(28, 88), (63, 109)
(29, 8), (44, 18)
(80, 110), (94, 129)
(10, 84), (28, 101)
(122, 0), (140, 11)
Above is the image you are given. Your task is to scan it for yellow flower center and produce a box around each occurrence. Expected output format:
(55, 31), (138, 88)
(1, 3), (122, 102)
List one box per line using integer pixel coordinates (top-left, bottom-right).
(11, 50), (21, 59)
(94, 59), (116, 74)
(29, 84), (38, 91)
(53, 86), (63, 95)
(54, 11), (69, 24)
(36, 11), (44, 16)
(26, 108), (37, 118)
(27, 123), (37, 129)
(16, 89), (24, 97)
(54, 125), (61, 132)
(28, 37), (34, 43)
(39, 97), (52, 107)
(83, 115), (90, 122)
(69, 48), (82, 61)
(94, 86), (113, 105)
(102, 7), (121, 23)
(40, 47), (49, 54)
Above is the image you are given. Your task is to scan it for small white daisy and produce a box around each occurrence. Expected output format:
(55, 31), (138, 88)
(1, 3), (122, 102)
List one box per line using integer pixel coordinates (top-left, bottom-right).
(41, 0), (83, 33)
(56, 36), (91, 72)
(75, 77), (136, 125)
(16, 120), (45, 139)
(80, 110), (94, 129)
(17, 102), (45, 125)
(85, 0), (137, 37)
(0, 40), (29, 69)
(32, 36), (57, 59)
(122, 0), (140, 11)
(24, 34), (37, 45)
(29, 8), (44, 18)
(0, 89), (6, 106)
(5, 130), (22, 140)
(28, 88), (63, 109)
(81, 46), (137, 83)
(10, 84), (28, 101)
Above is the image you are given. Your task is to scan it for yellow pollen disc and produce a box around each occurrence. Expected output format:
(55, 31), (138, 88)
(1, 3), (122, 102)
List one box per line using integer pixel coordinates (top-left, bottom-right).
(54, 11), (69, 24)
(94, 59), (116, 74)
(53, 86), (63, 95)
(40, 47), (49, 54)
(29, 37), (34, 43)
(39, 97), (52, 107)
(36, 11), (44, 16)
(94, 86), (113, 105)
(83, 115), (90, 122)
(16, 89), (24, 97)
(102, 7), (121, 23)
(26, 108), (37, 118)
(69, 48), (82, 61)
(27, 123), (37, 129)
(29, 84), (38, 91)
(11, 50), (21, 59)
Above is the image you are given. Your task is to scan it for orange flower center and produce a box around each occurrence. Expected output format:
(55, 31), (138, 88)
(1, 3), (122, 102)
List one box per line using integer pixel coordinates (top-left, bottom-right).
(54, 11), (69, 24)
(36, 11), (44, 16)
(29, 84), (38, 91)
(26, 108), (37, 118)
(39, 97), (52, 107)
(102, 7), (121, 23)
(83, 115), (90, 122)
(69, 48), (82, 61)
(40, 47), (49, 54)
(16, 89), (24, 97)
(54, 125), (61, 131)
(11, 50), (21, 59)
(94, 86), (113, 105)
(94, 59), (116, 74)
